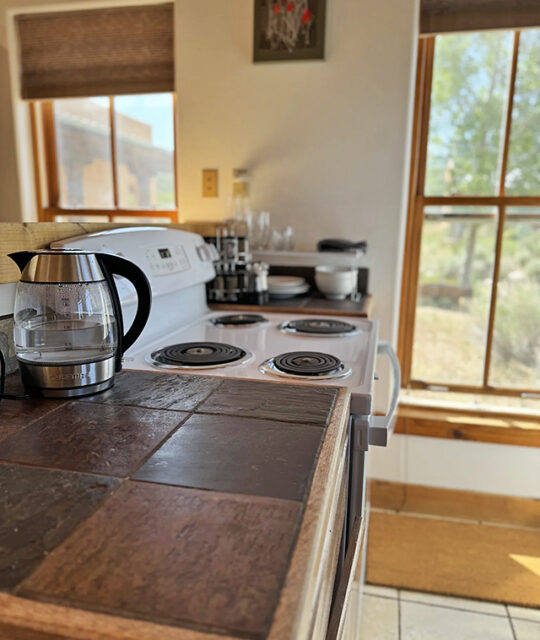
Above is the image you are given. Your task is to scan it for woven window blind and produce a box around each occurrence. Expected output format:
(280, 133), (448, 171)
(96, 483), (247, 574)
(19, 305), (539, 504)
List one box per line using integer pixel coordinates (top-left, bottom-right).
(421, 0), (540, 35)
(15, 3), (174, 100)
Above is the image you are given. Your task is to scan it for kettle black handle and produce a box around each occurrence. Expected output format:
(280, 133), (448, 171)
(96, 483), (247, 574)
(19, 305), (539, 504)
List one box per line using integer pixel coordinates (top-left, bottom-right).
(8, 251), (36, 273)
(96, 253), (151, 373)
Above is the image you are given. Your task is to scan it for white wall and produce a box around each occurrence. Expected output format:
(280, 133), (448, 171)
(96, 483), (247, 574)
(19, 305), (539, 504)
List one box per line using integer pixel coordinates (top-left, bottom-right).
(176, 0), (419, 347)
(1, 0), (419, 342)
(1, 0), (418, 348)
(368, 434), (540, 499)
(0, 4), (22, 222)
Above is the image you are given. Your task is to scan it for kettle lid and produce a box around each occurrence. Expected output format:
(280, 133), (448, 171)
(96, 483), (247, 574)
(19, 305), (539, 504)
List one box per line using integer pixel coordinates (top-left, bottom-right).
(9, 249), (106, 284)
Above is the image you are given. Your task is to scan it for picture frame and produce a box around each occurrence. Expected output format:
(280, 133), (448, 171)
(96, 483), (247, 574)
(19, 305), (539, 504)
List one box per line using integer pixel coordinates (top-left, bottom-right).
(253, 0), (327, 63)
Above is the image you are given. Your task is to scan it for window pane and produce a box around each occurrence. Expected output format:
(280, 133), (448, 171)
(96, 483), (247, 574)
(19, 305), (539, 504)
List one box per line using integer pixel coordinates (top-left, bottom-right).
(411, 209), (497, 385)
(113, 94), (176, 210)
(54, 214), (110, 223)
(425, 32), (513, 196)
(54, 97), (114, 208)
(489, 218), (540, 389)
(111, 216), (172, 224)
(505, 29), (540, 195)
(506, 206), (540, 217)
(424, 205), (496, 219)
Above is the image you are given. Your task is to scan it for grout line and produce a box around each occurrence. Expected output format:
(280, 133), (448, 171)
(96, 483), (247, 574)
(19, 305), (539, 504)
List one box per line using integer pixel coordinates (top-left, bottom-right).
(128, 411), (193, 475)
(397, 590), (402, 640)
(398, 592), (509, 619)
(506, 605), (518, 640)
(193, 407), (329, 428)
(190, 378), (225, 412)
(0, 458), (125, 480)
(364, 592), (399, 601)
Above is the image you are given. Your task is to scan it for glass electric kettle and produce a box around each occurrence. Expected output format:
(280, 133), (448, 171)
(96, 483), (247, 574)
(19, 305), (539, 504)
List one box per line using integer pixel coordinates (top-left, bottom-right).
(8, 249), (151, 398)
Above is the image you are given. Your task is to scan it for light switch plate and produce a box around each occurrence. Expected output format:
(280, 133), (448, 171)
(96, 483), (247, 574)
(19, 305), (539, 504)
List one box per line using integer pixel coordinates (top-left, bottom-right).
(202, 169), (218, 198)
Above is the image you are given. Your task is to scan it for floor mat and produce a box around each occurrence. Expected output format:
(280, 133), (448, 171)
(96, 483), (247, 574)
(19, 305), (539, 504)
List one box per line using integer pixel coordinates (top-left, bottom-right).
(366, 510), (540, 608)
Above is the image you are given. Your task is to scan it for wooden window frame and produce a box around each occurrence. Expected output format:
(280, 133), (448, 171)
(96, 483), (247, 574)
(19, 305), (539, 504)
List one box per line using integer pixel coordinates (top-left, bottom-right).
(398, 31), (540, 403)
(30, 94), (179, 223)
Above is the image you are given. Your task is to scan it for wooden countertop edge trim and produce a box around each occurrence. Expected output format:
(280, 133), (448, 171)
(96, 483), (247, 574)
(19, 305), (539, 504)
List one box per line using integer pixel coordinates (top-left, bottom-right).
(266, 387), (351, 640)
(0, 593), (238, 640)
(395, 404), (540, 448)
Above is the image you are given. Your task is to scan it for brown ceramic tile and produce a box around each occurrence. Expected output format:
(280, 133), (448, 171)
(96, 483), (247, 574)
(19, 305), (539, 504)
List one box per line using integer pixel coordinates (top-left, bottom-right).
(80, 370), (222, 412)
(0, 400), (62, 444)
(21, 481), (301, 639)
(134, 413), (323, 501)
(0, 402), (187, 477)
(197, 378), (338, 426)
(0, 464), (118, 590)
(0, 372), (64, 444)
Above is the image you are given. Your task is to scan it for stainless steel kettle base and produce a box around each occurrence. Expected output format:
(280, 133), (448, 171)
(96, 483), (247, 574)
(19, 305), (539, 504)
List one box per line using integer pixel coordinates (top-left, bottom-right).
(18, 357), (116, 398)
(27, 378), (114, 398)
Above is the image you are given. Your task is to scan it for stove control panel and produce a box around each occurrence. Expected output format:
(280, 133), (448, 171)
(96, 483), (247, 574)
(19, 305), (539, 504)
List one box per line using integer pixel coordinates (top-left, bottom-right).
(51, 227), (217, 300)
(144, 244), (191, 276)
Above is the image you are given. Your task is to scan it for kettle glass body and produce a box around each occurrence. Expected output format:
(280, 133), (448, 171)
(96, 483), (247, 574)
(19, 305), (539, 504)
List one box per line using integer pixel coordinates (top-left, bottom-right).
(14, 281), (118, 365)
(9, 249), (151, 398)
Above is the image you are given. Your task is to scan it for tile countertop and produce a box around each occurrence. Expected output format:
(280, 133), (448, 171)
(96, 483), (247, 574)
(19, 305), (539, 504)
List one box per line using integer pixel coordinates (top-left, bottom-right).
(0, 370), (350, 640)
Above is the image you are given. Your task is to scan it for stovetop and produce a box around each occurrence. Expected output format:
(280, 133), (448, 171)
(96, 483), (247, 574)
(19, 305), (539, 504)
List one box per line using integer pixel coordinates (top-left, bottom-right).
(125, 311), (378, 413)
(46, 228), (382, 416)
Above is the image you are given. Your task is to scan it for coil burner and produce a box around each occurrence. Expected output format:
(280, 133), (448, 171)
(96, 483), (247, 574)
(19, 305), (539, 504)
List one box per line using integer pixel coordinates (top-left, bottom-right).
(279, 318), (358, 337)
(211, 314), (269, 327)
(148, 342), (252, 369)
(260, 350), (351, 380)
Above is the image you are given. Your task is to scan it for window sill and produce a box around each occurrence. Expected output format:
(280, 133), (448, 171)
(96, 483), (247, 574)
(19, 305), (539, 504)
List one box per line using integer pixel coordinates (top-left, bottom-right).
(395, 402), (540, 448)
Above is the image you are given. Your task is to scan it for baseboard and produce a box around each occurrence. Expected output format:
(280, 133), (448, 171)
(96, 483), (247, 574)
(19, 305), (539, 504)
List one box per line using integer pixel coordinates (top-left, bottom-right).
(368, 479), (540, 529)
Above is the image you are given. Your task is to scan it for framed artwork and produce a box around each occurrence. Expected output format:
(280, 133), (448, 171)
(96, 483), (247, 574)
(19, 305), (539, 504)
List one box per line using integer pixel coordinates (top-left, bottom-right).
(253, 0), (326, 62)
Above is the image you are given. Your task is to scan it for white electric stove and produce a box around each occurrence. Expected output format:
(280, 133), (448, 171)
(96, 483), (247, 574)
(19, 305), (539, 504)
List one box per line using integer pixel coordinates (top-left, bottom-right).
(53, 226), (400, 567)
(53, 227), (399, 425)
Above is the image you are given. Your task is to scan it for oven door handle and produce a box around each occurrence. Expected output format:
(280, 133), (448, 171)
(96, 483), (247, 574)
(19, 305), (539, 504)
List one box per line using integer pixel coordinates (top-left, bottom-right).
(369, 341), (401, 447)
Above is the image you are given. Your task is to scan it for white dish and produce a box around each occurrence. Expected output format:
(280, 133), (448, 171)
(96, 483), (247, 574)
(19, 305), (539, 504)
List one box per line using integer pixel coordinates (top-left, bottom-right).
(269, 283), (310, 298)
(268, 276), (307, 290)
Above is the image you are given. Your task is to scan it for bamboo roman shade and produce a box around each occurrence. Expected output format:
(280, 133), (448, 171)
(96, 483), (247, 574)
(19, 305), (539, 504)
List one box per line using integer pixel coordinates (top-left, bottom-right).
(15, 3), (174, 100)
(421, 0), (540, 35)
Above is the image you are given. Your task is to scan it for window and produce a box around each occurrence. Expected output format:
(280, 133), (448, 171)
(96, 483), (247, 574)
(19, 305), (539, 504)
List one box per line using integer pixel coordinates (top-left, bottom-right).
(31, 93), (178, 223)
(399, 29), (540, 410)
